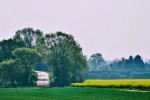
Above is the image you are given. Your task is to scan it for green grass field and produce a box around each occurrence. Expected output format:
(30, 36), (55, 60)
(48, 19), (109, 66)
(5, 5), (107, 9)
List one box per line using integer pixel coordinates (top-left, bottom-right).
(0, 87), (149, 100)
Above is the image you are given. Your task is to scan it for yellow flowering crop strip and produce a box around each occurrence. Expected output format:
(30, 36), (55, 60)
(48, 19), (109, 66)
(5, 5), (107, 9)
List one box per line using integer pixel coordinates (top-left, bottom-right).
(71, 79), (150, 88)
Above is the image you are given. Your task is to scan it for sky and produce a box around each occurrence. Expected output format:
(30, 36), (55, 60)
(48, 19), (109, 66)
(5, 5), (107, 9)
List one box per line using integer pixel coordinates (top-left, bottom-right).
(0, 0), (150, 60)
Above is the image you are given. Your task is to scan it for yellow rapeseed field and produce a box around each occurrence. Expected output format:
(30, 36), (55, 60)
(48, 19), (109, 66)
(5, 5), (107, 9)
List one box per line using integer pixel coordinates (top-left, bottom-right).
(71, 79), (150, 88)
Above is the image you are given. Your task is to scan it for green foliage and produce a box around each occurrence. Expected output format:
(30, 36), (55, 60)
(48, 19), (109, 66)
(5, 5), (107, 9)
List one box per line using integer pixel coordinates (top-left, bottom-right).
(0, 87), (149, 100)
(1, 27), (150, 87)
(0, 47), (42, 87)
(85, 70), (127, 79)
(110, 59), (124, 70)
(44, 32), (88, 86)
(34, 61), (49, 71)
(29, 70), (38, 86)
(12, 48), (42, 65)
(110, 55), (145, 71)
(15, 28), (43, 48)
(130, 72), (150, 79)
(0, 59), (24, 87)
(88, 53), (105, 71)
(133, 55), (145, 70)
(0, 38), (25, 62)
(35, 36), (47, 56)
(12, 48), (42, 85)
(49, 72), (54, 84)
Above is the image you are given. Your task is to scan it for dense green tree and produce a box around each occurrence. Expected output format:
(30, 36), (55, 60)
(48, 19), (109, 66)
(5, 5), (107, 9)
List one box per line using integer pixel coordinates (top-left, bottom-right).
(43, 32), (87, 86)
(0, 38), (25, 62)
(110, 55), (145, 71)
(29, 71), (38, 86)
(34, 61), (50, 71)
(123, 56), (134, 70)
(0, 59), (24, 87)
(12, 48), (42, 85)
(145, 60), (150, 70)
(110, 59), (123, 70)
(15, 28), (43, 48)
(88, 53), (105, 70)
(133, 55), (145, 70)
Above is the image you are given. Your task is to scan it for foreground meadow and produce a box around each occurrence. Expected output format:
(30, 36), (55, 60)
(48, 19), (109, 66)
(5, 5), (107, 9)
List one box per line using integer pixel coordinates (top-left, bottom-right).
(0, 87), (150, 100)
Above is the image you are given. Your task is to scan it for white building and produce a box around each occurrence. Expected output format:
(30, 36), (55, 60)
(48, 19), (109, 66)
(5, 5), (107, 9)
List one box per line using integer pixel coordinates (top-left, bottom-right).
(35, 71), (50, 86)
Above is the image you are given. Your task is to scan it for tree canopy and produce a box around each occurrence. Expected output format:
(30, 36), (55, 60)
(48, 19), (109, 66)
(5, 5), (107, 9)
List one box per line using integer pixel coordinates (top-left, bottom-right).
(12, 48), (42, 85)
(88, 53), (105, 71)
(0, 27), (150, 87)
(15, 28), (43, 48)
(0, 38), (25, 62)
(43, 32), (88, 86)
(0, 59), (23, 87)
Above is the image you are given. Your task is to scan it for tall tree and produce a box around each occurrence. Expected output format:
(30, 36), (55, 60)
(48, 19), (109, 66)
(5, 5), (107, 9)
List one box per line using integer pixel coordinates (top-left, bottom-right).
(145, 60), (150, 70)
(0, 59), (24, 87)
(15, 28), (43, 48)
(133, 55), (145, 70)
(0, 38), (25, 62)
(123, 56), (134, 70)
(110, 59), (124, 70)
(88, 53), (105, 70)
(12, 48), (42, 85)
(44, 32), (88, 86)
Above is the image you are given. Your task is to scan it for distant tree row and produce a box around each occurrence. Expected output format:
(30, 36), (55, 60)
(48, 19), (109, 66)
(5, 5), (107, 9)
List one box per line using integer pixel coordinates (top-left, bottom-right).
(86, 53), (150, 79)
(110, 55), (145, 70)
(88, 53), (149, 71)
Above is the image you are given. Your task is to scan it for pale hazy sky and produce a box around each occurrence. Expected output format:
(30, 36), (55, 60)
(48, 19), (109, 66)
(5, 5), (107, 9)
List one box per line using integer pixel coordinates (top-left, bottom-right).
(0, 0), (150, 60)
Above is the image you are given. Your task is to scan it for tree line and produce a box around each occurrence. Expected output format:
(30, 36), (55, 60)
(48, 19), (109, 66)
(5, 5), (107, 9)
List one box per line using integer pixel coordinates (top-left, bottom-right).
(0, 27), (150, 87)
(0, 28), (88, 87)
(86, 53), (150, 79)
